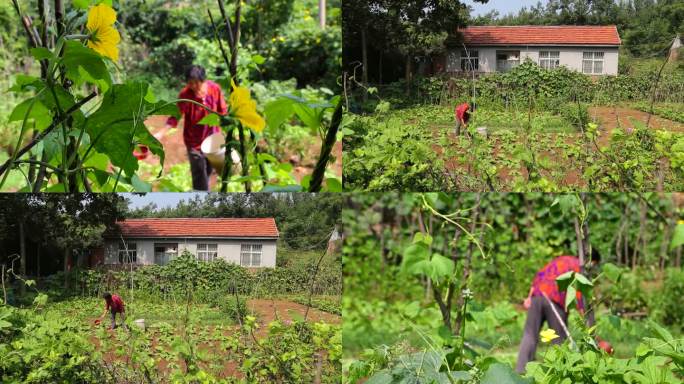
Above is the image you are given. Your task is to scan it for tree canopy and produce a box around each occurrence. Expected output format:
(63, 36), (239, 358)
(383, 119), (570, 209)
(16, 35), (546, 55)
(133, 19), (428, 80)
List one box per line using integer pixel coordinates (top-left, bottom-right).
(471, 0), (684, 56)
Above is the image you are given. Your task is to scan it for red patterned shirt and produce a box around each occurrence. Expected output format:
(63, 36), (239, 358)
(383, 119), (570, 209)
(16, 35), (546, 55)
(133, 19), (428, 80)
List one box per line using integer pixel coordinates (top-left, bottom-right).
(105, 294), (125, 313)
(531, 255), (584, 310)
(455, 103), (471, 124)
(166, 80), (227, 150)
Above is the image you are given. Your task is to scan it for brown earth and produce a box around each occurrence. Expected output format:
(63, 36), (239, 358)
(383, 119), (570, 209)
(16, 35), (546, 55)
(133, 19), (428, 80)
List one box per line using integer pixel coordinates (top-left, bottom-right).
(588, 106), (684, 134)
(141, 116), (342, 189)
(90, 298), (341, 380)
(433, 107), (683, 189)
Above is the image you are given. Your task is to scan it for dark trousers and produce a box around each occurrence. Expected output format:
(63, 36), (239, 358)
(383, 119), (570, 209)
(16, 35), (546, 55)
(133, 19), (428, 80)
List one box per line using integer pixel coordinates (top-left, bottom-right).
(110, 310), (127, 329)
(516, 295), (568, 373)
(188, 148), (213, 191)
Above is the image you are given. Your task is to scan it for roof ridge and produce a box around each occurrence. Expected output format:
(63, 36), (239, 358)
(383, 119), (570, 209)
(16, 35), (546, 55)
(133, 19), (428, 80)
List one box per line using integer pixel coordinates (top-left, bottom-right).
(461, 25), (617, 28)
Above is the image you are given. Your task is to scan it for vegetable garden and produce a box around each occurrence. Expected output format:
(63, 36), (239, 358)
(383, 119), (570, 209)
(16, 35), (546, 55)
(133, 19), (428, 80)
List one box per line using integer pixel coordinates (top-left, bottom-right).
(0, 192), (343, 382)
(1, 250), (342, 383)
(343, 193), (684, 383)
(0, 0), (342, 192)
(343, 60), (684, 192)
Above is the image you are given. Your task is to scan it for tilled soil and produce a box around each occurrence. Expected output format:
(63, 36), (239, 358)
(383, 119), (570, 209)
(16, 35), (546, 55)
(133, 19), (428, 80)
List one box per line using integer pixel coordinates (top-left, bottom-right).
(141, 116), (342, 190)
(431, 106), (683, 189)
(90, 299), (341, 379)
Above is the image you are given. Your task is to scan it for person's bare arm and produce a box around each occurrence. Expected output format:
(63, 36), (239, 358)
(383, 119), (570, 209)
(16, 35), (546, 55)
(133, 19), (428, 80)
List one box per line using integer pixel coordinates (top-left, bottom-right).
(100, 303), (109, 318)
(523, 286), (534, 309)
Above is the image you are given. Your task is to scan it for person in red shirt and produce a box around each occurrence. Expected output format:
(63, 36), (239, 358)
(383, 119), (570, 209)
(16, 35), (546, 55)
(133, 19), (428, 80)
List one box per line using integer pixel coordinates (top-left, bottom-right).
(516, 250), (611, 373)
(166, 65), (228, 190)
(454, 101), (476, 136)
(99, 292), (127, 330)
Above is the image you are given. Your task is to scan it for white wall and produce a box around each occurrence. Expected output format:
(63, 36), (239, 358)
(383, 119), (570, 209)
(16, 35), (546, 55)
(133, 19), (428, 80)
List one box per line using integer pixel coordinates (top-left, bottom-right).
(450, 46), (619, 75)
(104, 238), (277, 268)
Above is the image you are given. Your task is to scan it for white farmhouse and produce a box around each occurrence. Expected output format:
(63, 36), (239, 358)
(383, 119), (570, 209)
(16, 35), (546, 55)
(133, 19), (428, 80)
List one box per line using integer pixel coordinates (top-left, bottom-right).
(94, 218), (279, 268)
(446, 25), (621, 75)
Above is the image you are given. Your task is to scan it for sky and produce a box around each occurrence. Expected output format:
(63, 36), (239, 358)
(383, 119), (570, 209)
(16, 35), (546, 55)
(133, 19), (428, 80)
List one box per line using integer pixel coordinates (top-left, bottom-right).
(468, 0), (547, 17)
(122, 193), (204, 209)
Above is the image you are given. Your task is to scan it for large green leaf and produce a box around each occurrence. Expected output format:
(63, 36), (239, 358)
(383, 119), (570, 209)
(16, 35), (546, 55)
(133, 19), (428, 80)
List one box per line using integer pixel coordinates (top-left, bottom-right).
(197, 113), (221, 126)
(9, 97), (52, 131)
(292, 102), (323, 134)
(265, 97), (295, 132)
(555, 271), (574, 292)
(670, 222), (684, 250)
(86, 82), (165, 178)
(601, 262), (623, 283)
(480, 363), (531, 384)
(429, 253), (455, 281)
(401, 242), (431, 277)
(62, 41), (112, 93)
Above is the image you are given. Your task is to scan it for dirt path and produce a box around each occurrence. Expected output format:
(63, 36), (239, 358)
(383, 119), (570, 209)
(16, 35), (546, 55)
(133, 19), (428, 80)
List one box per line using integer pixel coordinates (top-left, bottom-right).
(588, 106), (684, 133)
(142, 116), (342, 189)
(247, 298), (341, 327)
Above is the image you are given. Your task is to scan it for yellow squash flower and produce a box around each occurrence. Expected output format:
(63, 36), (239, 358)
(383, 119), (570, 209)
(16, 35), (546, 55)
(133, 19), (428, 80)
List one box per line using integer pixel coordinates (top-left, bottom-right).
(540, 328), (560, 343)
(86, 3), (121, 61)
(229, 80), (266, 133)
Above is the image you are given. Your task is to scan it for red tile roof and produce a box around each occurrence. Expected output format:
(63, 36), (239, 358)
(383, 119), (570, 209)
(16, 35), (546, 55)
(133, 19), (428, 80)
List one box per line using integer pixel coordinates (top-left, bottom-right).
(459, 25), (621, 46)
(111, 218), (279, 238)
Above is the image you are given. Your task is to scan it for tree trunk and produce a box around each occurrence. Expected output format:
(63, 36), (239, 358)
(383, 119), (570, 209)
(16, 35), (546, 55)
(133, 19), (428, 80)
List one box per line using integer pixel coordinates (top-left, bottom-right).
(361, 27), (368, 103)
(632, 201), (647, 271)
(54, 0), (64, 35)
(36, 244), (40, 277)
(378, 52), (383, 85)
(318, 0), (326, 29)
(405, 55), (412, 96)
(63, 247), (70, 289)
(19, 221), (26, 295)
(658, 220), (671, 270)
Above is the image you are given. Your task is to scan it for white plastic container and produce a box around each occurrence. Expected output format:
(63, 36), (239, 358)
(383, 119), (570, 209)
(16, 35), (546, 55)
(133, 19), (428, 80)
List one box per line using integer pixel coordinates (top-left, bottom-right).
(200, 133), (241, 175)
(134, 318), (146, 331)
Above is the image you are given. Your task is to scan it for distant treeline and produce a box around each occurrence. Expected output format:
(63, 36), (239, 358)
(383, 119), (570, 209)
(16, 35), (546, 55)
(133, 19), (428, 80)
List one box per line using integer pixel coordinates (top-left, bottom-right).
(471, 0), (683, 57)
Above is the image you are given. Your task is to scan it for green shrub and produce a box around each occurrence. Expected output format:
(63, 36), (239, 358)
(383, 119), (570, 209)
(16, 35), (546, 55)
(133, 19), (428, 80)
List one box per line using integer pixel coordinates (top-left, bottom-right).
(654, 268), (684, 332)
(218, 297), (247, 324)
(71, 250), (342, 301)
(601, 269), (650, 317)
(553, 102), (589, 130)
(375, 59), (684, 109)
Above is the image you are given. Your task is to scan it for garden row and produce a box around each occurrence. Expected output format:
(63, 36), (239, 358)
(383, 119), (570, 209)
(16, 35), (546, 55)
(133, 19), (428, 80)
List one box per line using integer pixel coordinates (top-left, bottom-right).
(344, 104), (684, 191)
(368, 60), (684, 111)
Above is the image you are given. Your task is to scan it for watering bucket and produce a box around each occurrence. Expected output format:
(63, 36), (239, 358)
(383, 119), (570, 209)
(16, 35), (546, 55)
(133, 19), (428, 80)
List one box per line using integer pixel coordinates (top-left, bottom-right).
(200, 133), (241, 175)
(134, 318), (145, 331)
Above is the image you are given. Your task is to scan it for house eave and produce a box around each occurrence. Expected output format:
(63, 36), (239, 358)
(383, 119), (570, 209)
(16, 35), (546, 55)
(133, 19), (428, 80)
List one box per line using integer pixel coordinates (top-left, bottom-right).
(463, 43), (620, 48)
(104, 235), (279, 240)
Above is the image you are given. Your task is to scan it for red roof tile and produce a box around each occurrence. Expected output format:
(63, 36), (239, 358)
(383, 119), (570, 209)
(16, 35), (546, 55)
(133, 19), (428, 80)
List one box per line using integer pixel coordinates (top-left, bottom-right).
(111, 218), (279, 238)
(459, 25), (621, 46)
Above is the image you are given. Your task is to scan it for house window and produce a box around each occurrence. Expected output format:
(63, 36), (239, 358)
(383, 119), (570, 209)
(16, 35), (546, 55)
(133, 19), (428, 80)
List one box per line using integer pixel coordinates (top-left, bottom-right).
(460, 50), (479, 71)
(539, 51), (560, 69)
(197, 243), (218, 262)
(582, 52), (604, 74)
(240, 244), (262, 267)
(154, 243), (178, 265)
(118, 241), (137, 264)
(496, 50), (520, 72)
